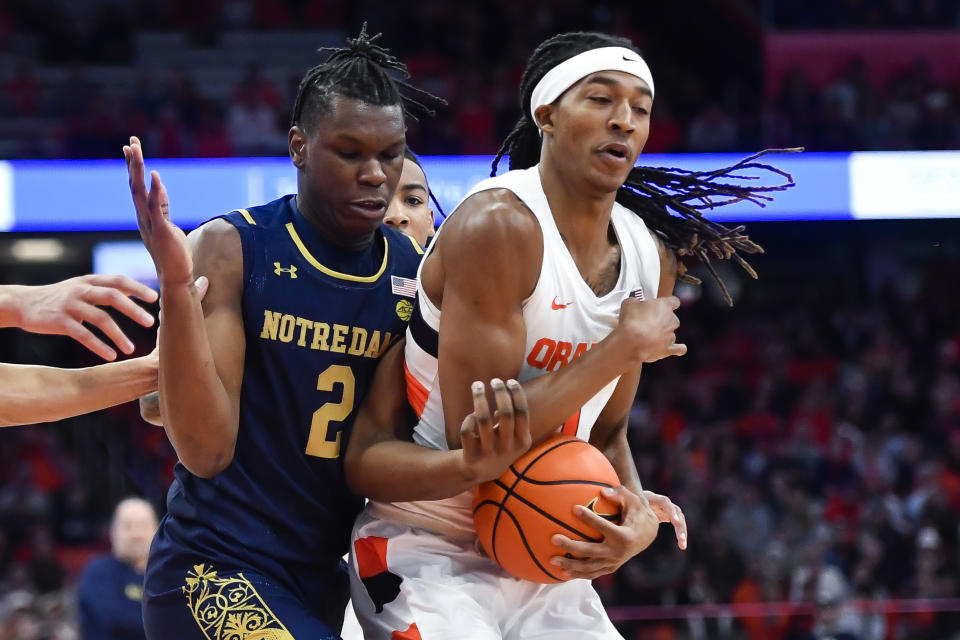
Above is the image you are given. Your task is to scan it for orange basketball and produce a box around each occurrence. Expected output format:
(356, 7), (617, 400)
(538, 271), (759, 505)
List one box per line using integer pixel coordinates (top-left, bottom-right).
(472, 434), (621, 583)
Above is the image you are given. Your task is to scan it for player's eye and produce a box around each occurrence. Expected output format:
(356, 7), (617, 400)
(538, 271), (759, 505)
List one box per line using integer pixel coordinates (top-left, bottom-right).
(405, 196), (423, 206)
(588, 95), (611, 104)
(337, 150), (360, 160)
(632, 106), (649, 115)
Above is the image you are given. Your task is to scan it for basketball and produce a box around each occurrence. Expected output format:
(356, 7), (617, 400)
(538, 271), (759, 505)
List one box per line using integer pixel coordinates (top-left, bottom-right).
(472, 434), (622, 583)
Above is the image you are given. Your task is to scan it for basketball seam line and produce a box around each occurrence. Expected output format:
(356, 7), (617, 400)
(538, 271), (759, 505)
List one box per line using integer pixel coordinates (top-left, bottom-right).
(475, 499), (565, 582)
(493, 478), (603, 543)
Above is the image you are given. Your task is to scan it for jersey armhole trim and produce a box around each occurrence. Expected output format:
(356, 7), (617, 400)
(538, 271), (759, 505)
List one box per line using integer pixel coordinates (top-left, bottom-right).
(237, 208), (256, 225)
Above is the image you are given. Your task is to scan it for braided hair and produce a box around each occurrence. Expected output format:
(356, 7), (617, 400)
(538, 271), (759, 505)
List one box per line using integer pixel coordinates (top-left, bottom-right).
(291, 23), (444, 132)
(492, 32), (799, 305)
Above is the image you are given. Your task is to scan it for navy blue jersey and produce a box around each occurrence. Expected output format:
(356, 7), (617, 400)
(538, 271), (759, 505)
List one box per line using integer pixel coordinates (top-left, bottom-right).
(77, 555), (146, 640)
(147, 195), (422, 596)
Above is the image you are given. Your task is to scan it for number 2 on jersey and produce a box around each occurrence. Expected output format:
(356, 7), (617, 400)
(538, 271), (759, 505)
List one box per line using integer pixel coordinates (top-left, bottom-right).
(305, 364), (355, 458)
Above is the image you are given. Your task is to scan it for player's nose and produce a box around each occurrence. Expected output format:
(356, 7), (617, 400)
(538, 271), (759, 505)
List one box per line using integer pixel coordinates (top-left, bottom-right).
(609, 101), (635, 133)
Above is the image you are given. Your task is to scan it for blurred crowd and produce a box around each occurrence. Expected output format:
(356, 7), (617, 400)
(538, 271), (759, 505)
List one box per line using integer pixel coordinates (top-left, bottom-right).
(600, 234), (960, 640)
(770, 0), (960, 29)
(1, 1), (959, 639)
(1, 228), (959, 639)
(765, 58), (960, 152)
(1, 1), (958, 160)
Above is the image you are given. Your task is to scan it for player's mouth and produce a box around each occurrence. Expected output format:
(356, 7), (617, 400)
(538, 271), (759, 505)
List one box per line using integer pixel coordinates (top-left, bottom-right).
(597, 142), (631, 164)
(348, 198), (388, 219)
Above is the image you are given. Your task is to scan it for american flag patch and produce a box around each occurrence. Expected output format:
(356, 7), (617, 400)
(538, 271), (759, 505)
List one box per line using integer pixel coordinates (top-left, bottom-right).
(629, 287), (645, 301)
(391, 276), (417, 298)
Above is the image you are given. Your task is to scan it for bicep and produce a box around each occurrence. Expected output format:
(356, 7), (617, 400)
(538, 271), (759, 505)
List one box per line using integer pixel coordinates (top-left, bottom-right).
(437, 282), (526, 448)
(433, 193), (540, 448)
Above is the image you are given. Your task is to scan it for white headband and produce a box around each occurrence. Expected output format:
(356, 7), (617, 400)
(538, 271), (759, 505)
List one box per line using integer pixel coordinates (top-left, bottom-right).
(529, 46), (655, 117)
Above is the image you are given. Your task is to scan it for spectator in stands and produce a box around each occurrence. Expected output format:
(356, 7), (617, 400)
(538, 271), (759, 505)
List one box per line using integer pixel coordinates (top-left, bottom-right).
(76, 498), (157, 640)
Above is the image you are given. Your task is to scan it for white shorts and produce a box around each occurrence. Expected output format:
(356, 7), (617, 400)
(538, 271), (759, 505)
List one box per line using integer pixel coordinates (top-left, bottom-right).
(348, 507), (623, 640)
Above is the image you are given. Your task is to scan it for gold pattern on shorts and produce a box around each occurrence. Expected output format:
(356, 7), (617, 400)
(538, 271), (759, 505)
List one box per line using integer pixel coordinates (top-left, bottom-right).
(183, 564), (294, 640)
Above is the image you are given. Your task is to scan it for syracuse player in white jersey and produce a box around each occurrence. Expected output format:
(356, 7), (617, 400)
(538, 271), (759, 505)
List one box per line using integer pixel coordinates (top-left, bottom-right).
(342, 31), (690, 640)
(342, 26), (793, 638)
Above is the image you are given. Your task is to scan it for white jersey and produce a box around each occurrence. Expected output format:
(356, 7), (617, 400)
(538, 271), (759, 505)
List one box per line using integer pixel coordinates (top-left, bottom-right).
(377, 164), (661, 539)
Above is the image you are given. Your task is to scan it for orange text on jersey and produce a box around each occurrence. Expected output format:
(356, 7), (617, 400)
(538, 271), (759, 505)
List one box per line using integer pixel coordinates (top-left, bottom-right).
(525, 338), (597, 372)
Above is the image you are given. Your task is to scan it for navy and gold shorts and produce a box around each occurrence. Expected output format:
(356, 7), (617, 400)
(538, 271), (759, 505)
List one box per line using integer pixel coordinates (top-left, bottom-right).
(143, 563), (346, 640)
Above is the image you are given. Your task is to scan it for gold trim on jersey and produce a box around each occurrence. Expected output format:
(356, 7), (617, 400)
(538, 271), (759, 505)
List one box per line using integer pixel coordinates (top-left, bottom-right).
(405, 233), (425, 255)
(183, 564), (294, 640)
(237, 209), (257, 226)
(285, 222), (388, 283)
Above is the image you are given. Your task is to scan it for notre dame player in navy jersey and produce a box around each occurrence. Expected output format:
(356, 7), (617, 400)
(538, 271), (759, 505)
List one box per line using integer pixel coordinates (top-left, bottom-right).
(123, 28), (440, 640)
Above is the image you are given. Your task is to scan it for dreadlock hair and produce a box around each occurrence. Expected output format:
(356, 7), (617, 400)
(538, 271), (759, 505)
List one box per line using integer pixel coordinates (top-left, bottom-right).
(291, 23), (444, 132)
(492, 32), (800, 305)
(404, 147), (445, 219)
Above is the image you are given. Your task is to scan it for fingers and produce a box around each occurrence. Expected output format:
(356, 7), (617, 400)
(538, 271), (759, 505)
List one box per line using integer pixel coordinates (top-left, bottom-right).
(549, 553), (613, 580)
(471, 381), (495, 454)
(73, 303), (135, 355)
(666, 343), (687, 357)
(645, 491), (688, 550)
(459, 412), (481, 453)
(672, 505), (688, 550)
(572, 501), (623, 538)
(63, 319), (117, 361)
(83, 283), (155, 327)
(506, 379), (531, 448)
(193, 275), (210, 300)
(490, 378), (514, 448)
(155, 173), (170, 220)
(664, 295), (681, 310)
(87, 274), (159, 304)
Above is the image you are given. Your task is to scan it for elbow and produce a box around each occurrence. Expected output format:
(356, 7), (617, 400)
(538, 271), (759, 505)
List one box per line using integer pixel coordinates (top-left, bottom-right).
(140, 404), (163, 427)
(175, 434), (236, 478)
(181, 450), (234, 479)
(343, 451), (367, 498)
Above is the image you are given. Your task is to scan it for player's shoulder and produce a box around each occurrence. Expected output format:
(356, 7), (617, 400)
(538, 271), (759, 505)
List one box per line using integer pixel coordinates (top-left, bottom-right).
(219, 195), (294, 231)
(443, 187), (542, 252)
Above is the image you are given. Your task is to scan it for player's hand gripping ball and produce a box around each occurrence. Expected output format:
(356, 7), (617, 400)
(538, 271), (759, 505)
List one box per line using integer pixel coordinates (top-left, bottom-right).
(473, 434), (621, 583)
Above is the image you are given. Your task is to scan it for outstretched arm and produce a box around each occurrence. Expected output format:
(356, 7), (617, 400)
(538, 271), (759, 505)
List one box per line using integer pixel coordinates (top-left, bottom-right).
(0, 353), (158, 427)
(344, 340), (531, 501)
(125, 136), (246, 477)
(0, 275), (158, 361)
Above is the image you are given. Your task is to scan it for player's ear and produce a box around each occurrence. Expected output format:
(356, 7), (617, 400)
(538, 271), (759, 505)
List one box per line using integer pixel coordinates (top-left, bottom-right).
(289, 126), (307, 169)
(533, 105), (555, 136)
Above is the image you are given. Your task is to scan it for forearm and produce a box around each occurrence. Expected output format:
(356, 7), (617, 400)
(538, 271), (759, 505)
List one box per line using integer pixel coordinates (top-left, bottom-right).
(604, 427), (644, 495)
(158, 283), (236, 475)
(0, 357), (158, 427)
(513, 337), (633, 443)
(346, 440), (476, 502)
(0, 285), (26, 328)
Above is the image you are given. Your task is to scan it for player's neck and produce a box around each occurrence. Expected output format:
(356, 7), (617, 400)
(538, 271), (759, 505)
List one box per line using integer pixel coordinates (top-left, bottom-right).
(538, 158), (618, 260)
(295, 194), (377, 251)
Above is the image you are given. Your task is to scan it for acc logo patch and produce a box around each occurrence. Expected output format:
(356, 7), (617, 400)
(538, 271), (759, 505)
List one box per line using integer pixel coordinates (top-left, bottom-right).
(395, 299), (413, 322)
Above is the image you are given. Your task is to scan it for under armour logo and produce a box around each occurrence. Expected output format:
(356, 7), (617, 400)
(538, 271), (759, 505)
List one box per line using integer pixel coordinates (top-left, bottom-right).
(274, 262), (298, 278)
